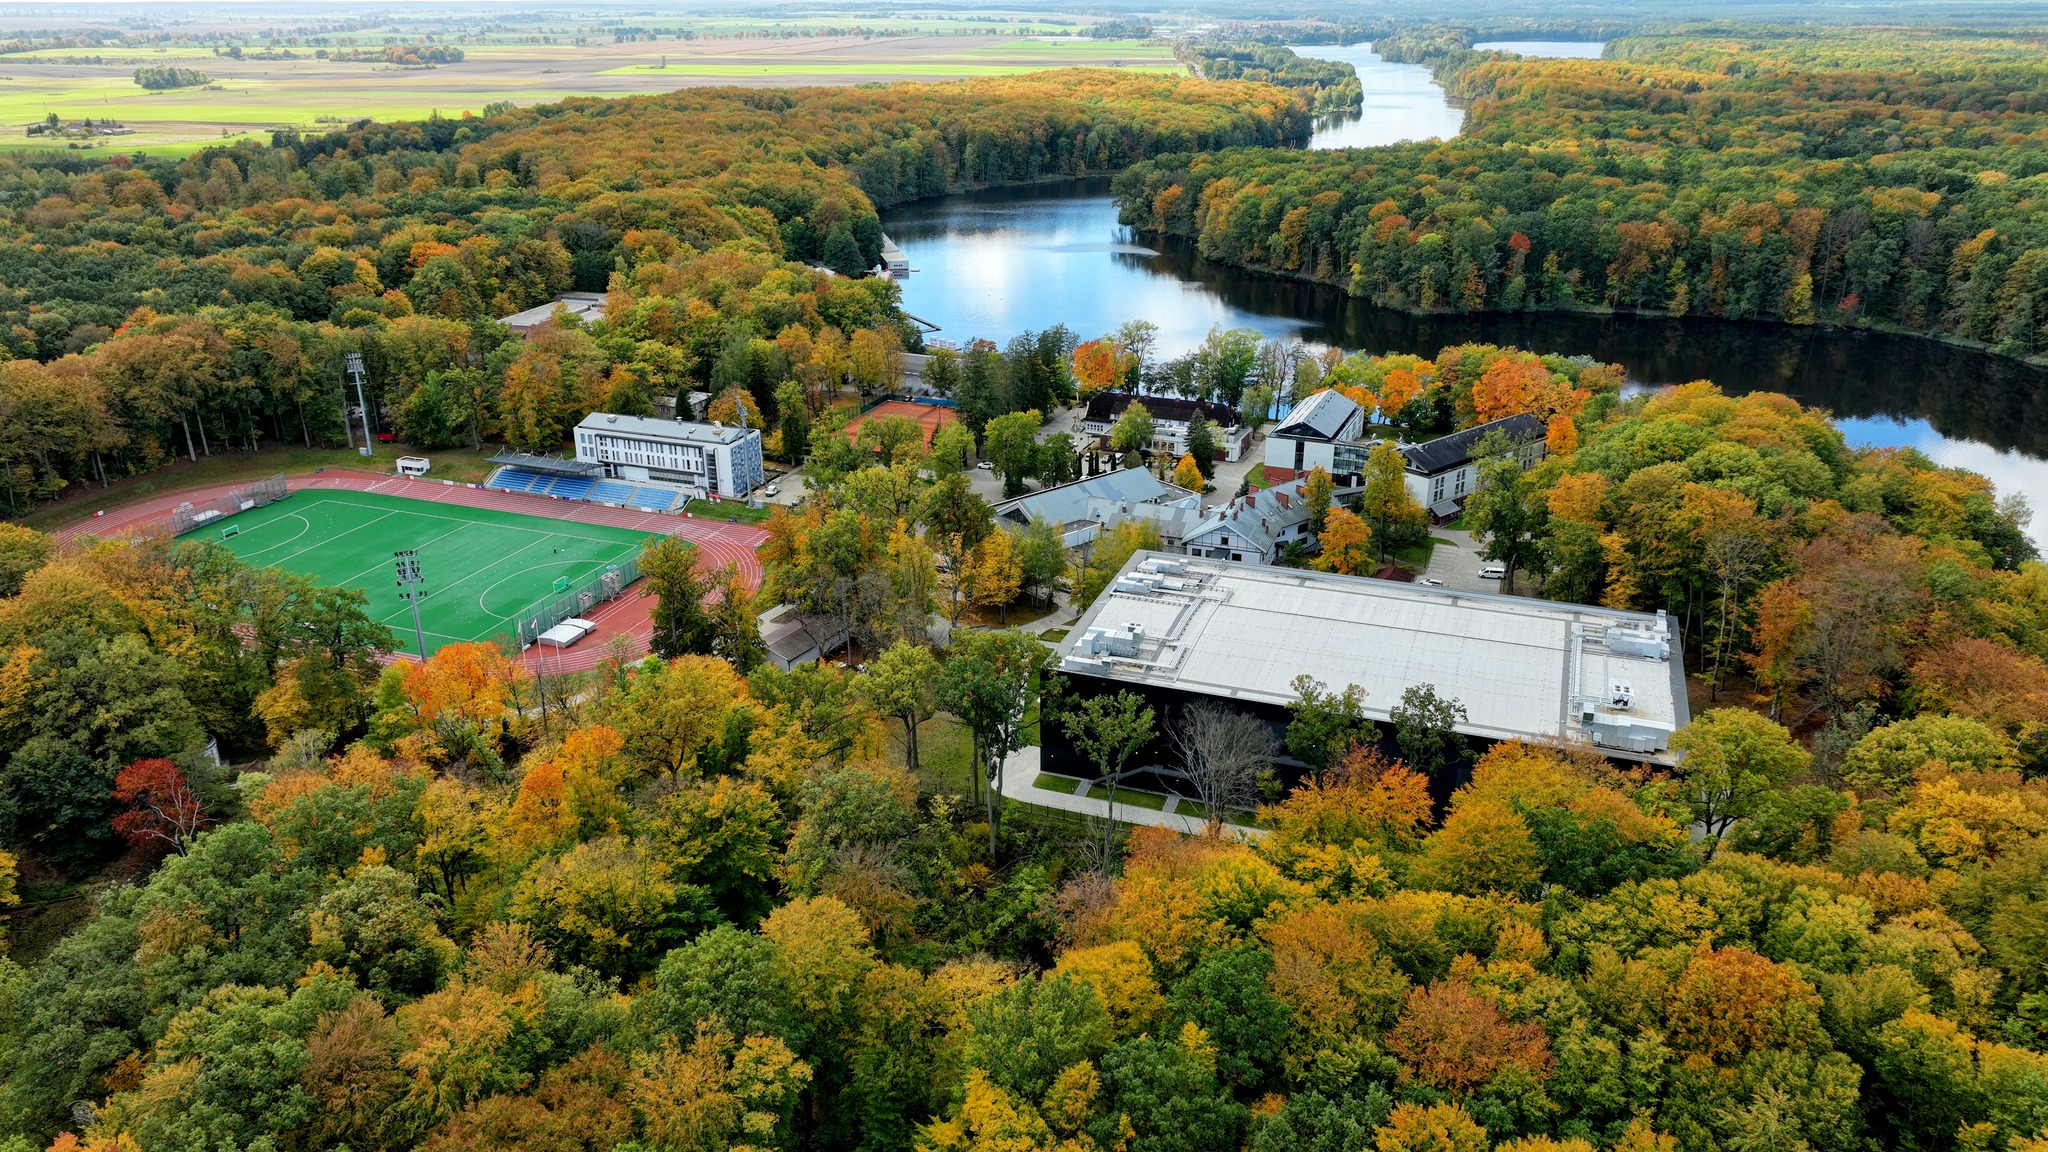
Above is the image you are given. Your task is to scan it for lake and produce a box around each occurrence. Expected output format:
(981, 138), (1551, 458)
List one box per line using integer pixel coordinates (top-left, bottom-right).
(882, 45), (2048, 533)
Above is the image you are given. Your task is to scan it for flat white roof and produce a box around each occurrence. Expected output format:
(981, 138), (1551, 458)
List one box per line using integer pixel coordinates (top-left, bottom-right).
(576, 411), (758, 445)
(1055, 553), (1690, 762)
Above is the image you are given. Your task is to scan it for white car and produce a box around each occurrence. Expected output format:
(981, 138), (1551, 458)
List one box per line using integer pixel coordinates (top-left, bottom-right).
(1478, 563), (1507, 580)
(762, 484), (781, 497)
(976, 461), (995, 470)
(1421, 577), (1446, 587)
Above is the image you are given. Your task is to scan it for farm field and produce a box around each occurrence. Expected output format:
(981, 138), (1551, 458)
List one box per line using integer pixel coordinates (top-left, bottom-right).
(189, 489), (656, 657)
(0, 34), (1177, 153)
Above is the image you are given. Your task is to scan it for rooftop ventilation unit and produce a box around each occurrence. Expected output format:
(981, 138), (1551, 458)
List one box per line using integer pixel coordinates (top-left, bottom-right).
(1604, 622), (1669, 660)
(1077, 622), (1145, 658)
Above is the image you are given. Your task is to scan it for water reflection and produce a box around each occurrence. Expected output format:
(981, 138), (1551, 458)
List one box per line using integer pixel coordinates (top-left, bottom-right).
(885, 182), (2048, 528)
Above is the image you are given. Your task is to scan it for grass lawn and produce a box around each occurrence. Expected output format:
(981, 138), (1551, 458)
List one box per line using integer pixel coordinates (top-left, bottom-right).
(1104, 787), (1168, 811)
(1387, 537), (1439, 569)
(1032, 773), (1082, 795)
(907, 714), (978, 798)
(196, 489), (655, 656)
(682, 500), (774, 525)
(1038, 627), (1070, 643)
(14, 443), (502, 533)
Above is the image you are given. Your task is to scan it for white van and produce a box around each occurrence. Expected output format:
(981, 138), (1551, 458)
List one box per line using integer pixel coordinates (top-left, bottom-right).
(1478, 563), (1507, 580)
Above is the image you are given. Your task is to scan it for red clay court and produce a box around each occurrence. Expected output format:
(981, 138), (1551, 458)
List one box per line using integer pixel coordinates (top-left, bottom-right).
(845, 399), (958, 446)
(55, 470), (768, 675)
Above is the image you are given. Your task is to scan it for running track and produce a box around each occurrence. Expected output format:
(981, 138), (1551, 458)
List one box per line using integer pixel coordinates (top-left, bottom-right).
(53, 469), (770, 675)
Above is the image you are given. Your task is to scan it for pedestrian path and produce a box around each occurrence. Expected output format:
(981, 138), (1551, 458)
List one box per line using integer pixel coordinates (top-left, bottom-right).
(997, 747), (1266, 839)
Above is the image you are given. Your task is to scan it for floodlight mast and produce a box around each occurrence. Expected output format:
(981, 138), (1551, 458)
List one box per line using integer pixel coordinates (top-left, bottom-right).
(394, 549), (428, 659)
(345, 353), (376, 458)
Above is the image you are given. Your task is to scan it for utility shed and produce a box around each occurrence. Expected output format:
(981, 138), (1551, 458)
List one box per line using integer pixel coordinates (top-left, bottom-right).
(1047, 552), (1690, 774)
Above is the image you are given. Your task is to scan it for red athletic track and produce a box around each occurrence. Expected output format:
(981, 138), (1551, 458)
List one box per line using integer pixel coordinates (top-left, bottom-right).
(53, 469), (769, 676)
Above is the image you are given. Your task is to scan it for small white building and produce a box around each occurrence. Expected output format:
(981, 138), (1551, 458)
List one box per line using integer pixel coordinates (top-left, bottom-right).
(574, 412), (765, 499)
(1080, 393), (1252, 462)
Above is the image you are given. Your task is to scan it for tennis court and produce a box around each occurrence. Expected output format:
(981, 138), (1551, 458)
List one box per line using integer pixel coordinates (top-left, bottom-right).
(191, 490), (658, 657)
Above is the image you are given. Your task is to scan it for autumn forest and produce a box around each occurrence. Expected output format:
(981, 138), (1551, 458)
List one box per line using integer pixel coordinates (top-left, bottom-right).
(3, 13), (2048, 1152)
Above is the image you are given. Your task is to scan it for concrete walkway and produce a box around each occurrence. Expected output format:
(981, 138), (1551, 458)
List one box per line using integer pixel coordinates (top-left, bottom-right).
(997, 747), (1267, 839)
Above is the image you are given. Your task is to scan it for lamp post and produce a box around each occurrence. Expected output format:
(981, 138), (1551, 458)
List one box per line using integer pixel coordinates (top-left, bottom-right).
(394, 549), (428, 659)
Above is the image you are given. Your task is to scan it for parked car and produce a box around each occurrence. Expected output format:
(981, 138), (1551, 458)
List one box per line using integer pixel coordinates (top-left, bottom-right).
(1478, 563), (1507, 580)
(763, 484), (781, 497)
(976, 461), (994, 470)
(1421, 577), (1446, 587)
(375, 431), (396, 443)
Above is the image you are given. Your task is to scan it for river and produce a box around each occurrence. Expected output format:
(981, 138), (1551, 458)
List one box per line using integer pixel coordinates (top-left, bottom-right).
(882, 45), (2048, 531)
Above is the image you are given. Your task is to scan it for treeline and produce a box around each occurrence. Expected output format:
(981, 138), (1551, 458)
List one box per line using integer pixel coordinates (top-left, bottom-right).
(130, 65), (208, 89)
(1114, 24), (2048, 359)
(328, 45), (465, 65)
(0, 71), (1308, 510)
(1180, 39), (1363, 113)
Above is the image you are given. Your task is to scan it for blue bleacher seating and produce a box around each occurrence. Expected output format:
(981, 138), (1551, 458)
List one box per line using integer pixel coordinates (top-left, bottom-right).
(629, 489), (678, 511)
(550, 477), (595, 500)
(590, 481), (636, 504)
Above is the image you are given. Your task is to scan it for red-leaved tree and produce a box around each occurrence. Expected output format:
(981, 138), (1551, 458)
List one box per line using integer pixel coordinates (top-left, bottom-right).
(111, 758), (207, 853)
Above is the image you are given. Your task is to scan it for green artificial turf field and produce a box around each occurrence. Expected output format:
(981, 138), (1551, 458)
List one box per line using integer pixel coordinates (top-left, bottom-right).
(191, 490), (654, 657)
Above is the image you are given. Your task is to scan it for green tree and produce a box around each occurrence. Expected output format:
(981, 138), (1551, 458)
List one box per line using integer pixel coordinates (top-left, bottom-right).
(307, 863), (456, 999)
(965, 973), (1113, 1103)
(1167, 946), (1293, 1092)
(776, 380), (810, 463)
(1285, 674), (1371, 778)
(856, 641), (940, 772)
(938, 629), (1046, 850)
(1061, 689), (1157, 858)
(984, 410), (1043, 499)
(1017, 517), (1067, 608)
(1361, 441), (1428, 561)
(931, 420), (976, 478)
(1185, 412), (1218, 480)
(1669, 708), (1812, 854)
(1111, 401), (1155, 454)
(0, 524), (53, 598)
(1390, 683), (1468, 779)
(641, 535), (714, 658)
(1302, 466), (1334, 535)
(1461, 443), (1545, 595)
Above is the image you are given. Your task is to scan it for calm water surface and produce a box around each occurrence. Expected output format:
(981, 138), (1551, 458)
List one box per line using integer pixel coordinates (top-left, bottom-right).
(883, 48), (2048, 533)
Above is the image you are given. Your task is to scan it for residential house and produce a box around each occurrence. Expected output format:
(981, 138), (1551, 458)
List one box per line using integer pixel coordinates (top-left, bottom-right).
(1181, 476), (1349, 565)
(1080, 393), (1252, 462)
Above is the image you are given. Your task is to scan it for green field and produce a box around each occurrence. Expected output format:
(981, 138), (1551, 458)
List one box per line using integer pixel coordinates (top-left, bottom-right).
(192, 490), (655, 657)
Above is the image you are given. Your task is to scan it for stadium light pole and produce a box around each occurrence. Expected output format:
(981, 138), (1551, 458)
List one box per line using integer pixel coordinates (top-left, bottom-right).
(394, 550), (429, 660)
(345, 353), (375, 458)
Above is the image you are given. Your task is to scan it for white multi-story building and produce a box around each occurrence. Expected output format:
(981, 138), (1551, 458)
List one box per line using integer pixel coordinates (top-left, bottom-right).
(573, 412), (765, 499)
(1080, 393), (1253, 462)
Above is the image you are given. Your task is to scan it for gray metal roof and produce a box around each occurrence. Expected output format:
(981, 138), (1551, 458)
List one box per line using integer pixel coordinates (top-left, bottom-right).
(994, 468), (1198, 527)
(1272, 389), (1363, 441)
(1184, 479), (1317, 553)
(576, 411), (759, 445)
(1055, 552), (1690, 763)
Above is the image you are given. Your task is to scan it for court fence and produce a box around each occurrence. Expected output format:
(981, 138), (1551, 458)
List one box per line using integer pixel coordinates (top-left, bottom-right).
(510, 552), (643, 649)
(170, 474), (289, 536)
